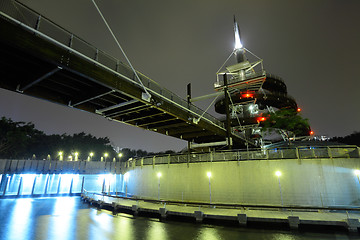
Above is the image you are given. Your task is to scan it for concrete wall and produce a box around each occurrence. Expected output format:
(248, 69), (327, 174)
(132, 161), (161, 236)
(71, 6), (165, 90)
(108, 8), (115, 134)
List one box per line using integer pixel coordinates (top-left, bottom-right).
(125, 157), (360, 207)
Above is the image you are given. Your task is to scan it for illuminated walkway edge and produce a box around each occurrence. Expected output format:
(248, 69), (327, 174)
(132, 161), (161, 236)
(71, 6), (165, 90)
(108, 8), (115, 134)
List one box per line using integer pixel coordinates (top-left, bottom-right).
(81, 192), (360, 233)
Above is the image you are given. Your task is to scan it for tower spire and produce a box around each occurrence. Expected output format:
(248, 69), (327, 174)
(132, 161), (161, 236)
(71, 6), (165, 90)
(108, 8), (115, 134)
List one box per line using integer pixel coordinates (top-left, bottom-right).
(233, 16), (246, 63)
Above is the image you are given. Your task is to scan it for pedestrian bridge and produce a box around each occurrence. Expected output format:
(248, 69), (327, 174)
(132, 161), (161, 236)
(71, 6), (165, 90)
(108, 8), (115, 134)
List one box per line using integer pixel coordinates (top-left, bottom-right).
(0, 0), (245, 147)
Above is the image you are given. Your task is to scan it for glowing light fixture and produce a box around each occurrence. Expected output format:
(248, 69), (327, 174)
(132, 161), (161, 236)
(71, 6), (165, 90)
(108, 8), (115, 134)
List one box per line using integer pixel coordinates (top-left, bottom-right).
(104, 153), (108, 157)
(90, 152), (94, 157)
(275, 171), (282, 177)
(118, 153), (123, 158)
(234, 20), (243, 49)
(310, 131), (314, 135)
(241, 93), (254, 99)
(297, 108), (301, 112)
(207, 172), (212, 178)
(354, 169), (360, 176)
(157, 172), (162, 178)
(258, 117), (267, 122)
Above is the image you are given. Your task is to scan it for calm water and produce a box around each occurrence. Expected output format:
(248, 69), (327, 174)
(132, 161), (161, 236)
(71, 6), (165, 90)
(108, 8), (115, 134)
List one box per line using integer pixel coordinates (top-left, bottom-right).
(0, 197), (358, 240)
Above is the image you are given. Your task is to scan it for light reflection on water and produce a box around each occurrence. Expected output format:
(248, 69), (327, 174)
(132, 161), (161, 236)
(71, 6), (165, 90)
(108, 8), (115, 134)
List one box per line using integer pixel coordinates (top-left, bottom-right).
(0, 197), (357, 240)
(7, 198), (33, 240)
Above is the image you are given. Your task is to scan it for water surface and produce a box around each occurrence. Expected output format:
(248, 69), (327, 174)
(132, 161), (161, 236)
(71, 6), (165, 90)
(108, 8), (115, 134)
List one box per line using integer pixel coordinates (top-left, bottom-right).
(0, 197), (358, 240)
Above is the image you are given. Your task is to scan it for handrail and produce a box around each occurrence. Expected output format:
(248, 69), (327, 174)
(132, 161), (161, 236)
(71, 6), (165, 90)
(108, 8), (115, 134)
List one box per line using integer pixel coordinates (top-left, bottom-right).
(126, 146), (360, 166)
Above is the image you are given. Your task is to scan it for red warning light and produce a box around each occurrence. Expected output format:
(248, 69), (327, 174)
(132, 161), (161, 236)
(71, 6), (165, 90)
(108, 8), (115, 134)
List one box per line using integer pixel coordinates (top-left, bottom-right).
(297, 108), (301, 112)
(257, 117), (267, 123)
(240, 91), (254, 99)
(310, 131), (314, 135)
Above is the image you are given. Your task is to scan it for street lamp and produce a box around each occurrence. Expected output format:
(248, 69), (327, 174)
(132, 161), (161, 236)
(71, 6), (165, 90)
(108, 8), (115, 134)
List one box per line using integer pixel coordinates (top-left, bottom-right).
(74, 152), (79, 161)
(275, 171), (283, 206)
(89, 152), (94, 161)
(104, 153), (108, 162)
(118, 152), (123, 161)
(157, 172), (162, 200)
(207, 172), (212, 204)
(58, 151), (63, 161)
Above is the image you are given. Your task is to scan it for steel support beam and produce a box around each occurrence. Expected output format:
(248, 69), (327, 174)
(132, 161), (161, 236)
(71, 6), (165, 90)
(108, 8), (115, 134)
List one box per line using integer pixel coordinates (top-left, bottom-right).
(96, 99), (139, 114)
(71, 90), (115, 107)
(19, 66), (62, 92)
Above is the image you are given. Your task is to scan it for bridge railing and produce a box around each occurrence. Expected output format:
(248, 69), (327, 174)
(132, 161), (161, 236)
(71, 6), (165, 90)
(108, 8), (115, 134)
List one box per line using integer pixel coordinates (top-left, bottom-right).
(126, 146), (360, 168)
(0, 0), (224, 129)
(0, 159), (127, 174)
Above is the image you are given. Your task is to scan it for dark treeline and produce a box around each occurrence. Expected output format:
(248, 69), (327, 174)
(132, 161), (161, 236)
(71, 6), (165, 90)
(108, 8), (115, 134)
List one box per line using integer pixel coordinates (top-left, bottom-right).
(330, 131), (360, 146)
(0, 117), (175, 161)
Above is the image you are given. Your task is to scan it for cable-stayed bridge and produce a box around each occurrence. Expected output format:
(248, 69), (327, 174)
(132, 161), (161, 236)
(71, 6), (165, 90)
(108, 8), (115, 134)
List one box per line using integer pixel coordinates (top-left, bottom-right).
(0, 1), (244, 148)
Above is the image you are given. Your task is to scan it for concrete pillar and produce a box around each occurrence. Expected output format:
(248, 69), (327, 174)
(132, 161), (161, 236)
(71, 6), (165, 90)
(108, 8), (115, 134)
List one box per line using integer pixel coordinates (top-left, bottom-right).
(159, 207), (167, 219)
(346, 218), (360, 232)
(288, 216), (300, 229)
(112, 202), (118, 215)
(132, 205), (139, 216)
(194, 211), (204, 222)
(96, 200), (103, 210)
(237, 214), (247, 226)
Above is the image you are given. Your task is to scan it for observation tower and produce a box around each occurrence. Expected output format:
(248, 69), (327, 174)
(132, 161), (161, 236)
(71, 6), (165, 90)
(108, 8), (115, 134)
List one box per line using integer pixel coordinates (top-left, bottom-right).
(214, 18), (310, 147)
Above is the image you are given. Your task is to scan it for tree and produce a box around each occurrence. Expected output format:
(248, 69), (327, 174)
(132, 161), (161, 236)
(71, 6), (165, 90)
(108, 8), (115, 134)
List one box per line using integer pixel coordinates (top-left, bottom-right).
(261, 109), (310, 139)
(0, 117), (43, 158)
(0, 117), (177, 160)
(331, 132), (360, 146)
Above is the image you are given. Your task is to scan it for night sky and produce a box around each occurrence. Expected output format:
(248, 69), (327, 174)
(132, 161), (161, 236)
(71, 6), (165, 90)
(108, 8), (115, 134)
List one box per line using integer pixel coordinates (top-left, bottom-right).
(1, 0), (359, 152)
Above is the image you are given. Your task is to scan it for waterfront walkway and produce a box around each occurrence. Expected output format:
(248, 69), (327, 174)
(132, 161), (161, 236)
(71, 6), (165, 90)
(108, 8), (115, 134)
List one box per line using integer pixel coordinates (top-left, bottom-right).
(81, 192), (360, 233)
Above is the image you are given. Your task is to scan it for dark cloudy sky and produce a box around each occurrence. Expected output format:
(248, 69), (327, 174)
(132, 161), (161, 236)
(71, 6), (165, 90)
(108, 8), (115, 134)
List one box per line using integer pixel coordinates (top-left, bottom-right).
(1, 0), (359, 152)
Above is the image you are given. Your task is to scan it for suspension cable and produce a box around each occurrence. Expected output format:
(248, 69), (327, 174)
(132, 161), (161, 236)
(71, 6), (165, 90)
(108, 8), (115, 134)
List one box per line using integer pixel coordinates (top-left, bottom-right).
(91, 0), (150, 97)
(194, 94), (221, 124)
(216, 50), (235, 74)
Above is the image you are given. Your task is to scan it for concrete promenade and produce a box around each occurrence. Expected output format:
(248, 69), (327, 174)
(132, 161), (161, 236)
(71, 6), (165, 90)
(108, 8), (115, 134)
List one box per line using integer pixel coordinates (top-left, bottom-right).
(81, 192), (360, 233)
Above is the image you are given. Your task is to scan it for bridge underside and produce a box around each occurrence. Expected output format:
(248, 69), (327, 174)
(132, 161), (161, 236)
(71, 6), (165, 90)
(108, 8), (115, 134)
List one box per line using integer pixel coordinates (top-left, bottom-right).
(0, 12), (242, 147)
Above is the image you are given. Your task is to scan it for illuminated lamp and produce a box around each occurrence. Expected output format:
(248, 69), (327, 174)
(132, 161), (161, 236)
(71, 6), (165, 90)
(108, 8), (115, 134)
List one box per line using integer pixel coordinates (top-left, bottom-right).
(297, 108), (301, 112)
(241, 92), (254, 98)
(310, 130), (314, 135)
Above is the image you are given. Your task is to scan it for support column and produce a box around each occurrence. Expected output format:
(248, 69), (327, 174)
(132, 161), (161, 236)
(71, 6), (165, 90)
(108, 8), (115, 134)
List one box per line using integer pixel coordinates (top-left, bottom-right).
(187, 83), (192, 155)
(288, 216), (300, 230)
(237, 214), (247, 226)
(17, 177), (23, 196)
(223, 74), (232, 150)
(194, 211), (204, 222)
(346, 218), (360, 232)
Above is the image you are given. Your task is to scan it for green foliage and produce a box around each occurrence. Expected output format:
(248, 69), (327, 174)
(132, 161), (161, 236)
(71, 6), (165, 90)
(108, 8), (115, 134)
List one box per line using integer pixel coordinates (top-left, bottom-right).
(0, 117), (42, 158)
(261, 109), (310, 137)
